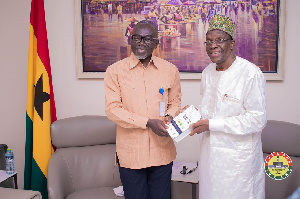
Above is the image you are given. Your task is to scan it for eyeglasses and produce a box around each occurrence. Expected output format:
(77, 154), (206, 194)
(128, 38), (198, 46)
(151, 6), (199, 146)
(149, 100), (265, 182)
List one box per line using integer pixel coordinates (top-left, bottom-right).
(204, 38), (231, 46)
(131, 35), (158, 45)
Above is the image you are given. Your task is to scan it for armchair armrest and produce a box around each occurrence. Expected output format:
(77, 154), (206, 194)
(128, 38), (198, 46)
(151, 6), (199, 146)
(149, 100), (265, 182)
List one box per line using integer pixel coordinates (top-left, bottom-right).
(0, 187), (41, 199)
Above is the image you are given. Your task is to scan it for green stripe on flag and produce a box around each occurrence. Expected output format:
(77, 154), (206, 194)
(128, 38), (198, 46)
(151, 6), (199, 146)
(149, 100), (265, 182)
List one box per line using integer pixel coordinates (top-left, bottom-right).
(24, 113), (33, 190)
(31, 157), (48, 199)
(24, 113), (48, 199)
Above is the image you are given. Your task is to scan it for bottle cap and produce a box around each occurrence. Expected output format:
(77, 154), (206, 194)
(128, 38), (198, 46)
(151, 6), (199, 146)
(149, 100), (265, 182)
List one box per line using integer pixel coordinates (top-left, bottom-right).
(7, 148), (11, 151)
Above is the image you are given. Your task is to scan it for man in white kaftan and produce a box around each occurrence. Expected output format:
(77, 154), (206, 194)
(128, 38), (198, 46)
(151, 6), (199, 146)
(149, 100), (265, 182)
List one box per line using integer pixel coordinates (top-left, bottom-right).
(189, 15), (267, 199)
(198, 56), (266, 199)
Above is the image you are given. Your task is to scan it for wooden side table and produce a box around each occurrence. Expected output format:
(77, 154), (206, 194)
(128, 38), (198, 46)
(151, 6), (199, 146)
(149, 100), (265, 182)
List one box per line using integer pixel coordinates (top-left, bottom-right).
(0, 170), (18, 189)
(172, 161), (198, 199)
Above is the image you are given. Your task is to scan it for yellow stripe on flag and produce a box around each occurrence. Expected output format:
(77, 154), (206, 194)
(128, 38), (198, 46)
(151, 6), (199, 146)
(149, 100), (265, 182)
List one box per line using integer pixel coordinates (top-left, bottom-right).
(27, 23), (53, 177)
(26, 24), (36, 120)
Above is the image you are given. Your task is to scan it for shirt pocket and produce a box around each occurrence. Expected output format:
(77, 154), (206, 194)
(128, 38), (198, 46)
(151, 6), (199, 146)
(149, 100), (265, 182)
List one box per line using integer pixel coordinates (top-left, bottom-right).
(120, 81), (135, 89)
(221, 94), (242, 116)
(158, 84), (172, 102)
(222, 94), (240, 103)
(120, 83), (136, 105)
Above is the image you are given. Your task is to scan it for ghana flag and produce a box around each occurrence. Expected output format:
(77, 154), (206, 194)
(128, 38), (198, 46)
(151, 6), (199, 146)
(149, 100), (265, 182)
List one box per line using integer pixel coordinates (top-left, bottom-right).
(24, 0), (57, 198)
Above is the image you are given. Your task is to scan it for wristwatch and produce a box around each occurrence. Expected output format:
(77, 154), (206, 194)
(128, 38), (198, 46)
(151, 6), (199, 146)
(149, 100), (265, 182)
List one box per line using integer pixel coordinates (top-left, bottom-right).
(164, 114), (173, 120)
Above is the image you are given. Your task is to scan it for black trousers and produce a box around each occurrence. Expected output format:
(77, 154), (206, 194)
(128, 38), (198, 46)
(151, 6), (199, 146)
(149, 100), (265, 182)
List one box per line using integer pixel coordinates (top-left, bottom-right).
(119, 162), (173, 199)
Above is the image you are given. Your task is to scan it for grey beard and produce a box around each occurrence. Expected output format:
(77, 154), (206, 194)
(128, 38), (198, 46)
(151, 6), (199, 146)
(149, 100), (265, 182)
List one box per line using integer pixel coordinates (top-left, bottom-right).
(135, 54), (148, 60)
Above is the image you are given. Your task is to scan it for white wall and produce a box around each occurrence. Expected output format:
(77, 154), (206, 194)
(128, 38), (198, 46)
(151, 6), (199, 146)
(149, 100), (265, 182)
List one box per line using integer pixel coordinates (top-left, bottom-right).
(0, 0), (299, 190)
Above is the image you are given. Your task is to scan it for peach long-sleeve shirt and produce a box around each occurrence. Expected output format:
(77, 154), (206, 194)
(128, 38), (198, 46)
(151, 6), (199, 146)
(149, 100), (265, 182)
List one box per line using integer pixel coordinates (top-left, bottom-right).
(104, 53), (182, 169)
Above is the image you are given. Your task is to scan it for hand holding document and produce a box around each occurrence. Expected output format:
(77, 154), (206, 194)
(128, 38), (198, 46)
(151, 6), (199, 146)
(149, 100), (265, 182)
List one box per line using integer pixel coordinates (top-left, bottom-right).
(166, 105), (201, 142)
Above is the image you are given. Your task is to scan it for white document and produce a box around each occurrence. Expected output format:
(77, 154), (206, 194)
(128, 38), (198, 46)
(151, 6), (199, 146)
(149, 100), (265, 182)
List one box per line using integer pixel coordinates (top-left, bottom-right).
(167, 105), (201, 142)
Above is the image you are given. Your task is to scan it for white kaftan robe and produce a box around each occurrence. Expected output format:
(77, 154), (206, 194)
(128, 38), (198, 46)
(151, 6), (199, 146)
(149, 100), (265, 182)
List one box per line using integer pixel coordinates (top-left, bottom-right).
(198, 56), (266, 199)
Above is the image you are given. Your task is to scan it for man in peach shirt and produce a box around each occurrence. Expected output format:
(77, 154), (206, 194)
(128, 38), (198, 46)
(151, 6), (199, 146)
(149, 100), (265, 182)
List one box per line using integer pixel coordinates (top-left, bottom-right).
(104, 20), (181, 199)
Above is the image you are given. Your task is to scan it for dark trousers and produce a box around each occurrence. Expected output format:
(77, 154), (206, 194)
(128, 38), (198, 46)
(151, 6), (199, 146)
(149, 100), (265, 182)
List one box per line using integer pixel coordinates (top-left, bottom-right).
(119, 162), (173, 199)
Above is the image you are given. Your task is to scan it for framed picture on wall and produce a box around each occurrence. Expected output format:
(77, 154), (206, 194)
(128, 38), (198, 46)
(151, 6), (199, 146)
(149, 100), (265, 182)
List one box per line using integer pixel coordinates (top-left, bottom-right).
(75, 0), (285, 80)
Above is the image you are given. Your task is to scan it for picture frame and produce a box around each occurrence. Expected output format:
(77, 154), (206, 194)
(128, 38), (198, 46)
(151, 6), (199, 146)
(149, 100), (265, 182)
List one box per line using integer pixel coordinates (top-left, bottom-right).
(75, 0), (285, 80)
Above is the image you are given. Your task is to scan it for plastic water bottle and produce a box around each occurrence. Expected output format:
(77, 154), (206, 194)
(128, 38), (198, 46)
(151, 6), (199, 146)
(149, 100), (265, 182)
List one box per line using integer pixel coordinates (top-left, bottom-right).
(5, 148), (15, 175)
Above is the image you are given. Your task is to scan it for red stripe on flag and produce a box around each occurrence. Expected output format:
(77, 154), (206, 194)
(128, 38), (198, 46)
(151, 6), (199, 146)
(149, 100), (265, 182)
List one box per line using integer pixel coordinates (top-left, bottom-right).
(30, 0), (56, 123)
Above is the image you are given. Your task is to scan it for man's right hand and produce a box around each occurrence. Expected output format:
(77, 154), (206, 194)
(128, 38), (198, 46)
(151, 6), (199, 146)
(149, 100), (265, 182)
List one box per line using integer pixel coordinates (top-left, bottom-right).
(146, 119), (169, 137)
(189, 119), (209, 136)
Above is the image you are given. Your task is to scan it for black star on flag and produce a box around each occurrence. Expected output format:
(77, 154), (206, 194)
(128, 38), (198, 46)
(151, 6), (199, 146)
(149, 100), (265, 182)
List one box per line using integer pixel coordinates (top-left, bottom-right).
(34, 74), (50, 121)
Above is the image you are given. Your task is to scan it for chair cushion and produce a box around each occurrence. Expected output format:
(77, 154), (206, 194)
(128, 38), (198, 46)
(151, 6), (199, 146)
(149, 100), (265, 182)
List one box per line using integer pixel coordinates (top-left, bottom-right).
(65, 187), (124, 199)
(51, 144), (122, 189)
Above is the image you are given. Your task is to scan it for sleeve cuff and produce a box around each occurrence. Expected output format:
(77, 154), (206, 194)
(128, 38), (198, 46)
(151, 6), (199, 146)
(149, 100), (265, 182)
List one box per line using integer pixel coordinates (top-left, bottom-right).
(139, 116), (149, 129)
(209, 118), (224, 132)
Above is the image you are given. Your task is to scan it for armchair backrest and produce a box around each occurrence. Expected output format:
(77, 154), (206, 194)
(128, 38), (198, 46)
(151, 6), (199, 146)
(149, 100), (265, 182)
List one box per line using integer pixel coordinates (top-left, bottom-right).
(262, 120), (300, 156)
(261, 120), (300, 199)
(51, 115), (117, 148)
(48, 115), (122, 199)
